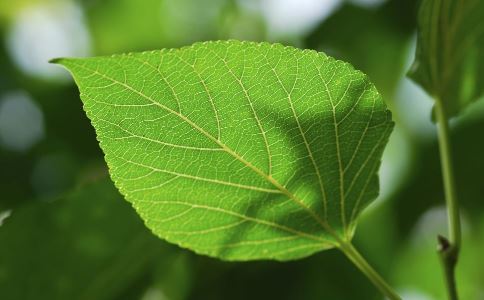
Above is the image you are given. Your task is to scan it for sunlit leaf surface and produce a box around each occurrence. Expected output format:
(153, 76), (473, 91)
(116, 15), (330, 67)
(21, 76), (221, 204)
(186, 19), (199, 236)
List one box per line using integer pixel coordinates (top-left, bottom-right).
(55, 41), (393, 260)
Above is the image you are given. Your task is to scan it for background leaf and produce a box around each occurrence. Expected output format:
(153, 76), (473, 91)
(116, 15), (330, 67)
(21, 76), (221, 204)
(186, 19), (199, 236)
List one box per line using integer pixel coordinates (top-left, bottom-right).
(0, 179), (177, 300)
(408, 0), (484, 117)
(55, 40), (393, 261)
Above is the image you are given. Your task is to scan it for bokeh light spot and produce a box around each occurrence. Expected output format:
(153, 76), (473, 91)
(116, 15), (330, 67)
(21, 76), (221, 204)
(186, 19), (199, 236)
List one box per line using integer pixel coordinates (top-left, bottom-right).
(241, 0), (340, 38)
(6, 1), (91, 81)
(0, 210), (12, 227)
(0, 91), (44, 152)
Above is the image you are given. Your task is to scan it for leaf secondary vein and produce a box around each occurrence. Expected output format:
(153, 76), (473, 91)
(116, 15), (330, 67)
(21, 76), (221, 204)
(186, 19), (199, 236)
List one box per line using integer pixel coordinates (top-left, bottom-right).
(118, 156), (281, 194)
(263, 49), (330, 219)
(317, 63), (347, 229)
(209, 48), (273, 175)
(137, 199), (331, 244)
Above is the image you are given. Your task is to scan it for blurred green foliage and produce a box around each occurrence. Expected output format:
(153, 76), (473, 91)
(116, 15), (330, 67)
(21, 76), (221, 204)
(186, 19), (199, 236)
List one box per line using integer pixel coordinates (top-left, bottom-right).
(0, 179), (175, 300)
(0, 0), (483, 299)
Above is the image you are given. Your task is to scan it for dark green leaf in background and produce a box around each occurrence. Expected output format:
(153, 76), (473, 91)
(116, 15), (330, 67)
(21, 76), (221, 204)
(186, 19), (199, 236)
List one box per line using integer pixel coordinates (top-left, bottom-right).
(409, 0), (484, 117)
(54, 40), (393, 261)
(0, 179), (175, 300)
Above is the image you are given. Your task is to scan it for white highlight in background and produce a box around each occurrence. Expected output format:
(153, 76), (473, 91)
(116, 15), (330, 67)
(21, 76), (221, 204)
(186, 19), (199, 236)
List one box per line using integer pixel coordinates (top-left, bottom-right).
(0, 210), (12, 227)
(6, 1), (91, 81)
(240, 0), (341, 38)
(395, 36), (435, 138)
(0, 91), (44, 152)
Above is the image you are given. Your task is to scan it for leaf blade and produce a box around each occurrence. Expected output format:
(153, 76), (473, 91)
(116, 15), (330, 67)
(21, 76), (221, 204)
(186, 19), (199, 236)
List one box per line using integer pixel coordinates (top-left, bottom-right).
(55, 41), (393, 260)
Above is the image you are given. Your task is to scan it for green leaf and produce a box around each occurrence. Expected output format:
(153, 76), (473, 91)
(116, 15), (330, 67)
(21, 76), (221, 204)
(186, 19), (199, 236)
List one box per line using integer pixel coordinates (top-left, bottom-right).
(54, 40), (393, 261)
(0, 179), (172, 300)
(409, 0), (484, 117)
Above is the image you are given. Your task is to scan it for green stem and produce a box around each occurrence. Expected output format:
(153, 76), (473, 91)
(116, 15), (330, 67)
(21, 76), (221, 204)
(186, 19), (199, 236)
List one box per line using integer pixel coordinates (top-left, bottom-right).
(340, 242), (401, 300)
(438, 235), (459, 300)
(434, 98), (461, 300)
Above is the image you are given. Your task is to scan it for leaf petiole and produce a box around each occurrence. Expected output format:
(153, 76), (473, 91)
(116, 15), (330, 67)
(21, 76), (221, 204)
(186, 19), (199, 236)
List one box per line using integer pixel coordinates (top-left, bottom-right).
(339, 241), (401, 300)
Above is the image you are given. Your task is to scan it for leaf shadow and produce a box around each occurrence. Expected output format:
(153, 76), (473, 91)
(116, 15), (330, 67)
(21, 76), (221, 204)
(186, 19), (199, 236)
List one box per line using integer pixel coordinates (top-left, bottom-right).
(213, 76), (385, 258)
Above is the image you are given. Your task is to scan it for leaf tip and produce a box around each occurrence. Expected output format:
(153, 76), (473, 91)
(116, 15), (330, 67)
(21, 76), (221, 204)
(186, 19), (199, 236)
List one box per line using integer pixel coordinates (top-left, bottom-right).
(49, 57), (78, 67)
(49, 58), (83, 73)
(48, 57), (64, 64)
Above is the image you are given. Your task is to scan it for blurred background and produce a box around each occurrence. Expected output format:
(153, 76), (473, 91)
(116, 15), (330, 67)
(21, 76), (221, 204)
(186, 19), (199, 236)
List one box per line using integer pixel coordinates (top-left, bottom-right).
(1, 0), (484, 299)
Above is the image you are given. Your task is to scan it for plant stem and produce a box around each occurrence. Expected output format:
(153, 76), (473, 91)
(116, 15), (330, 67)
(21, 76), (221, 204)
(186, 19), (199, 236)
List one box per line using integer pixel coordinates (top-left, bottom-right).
(434, 98), (461, 300)
(340, 242), (401, 300)
(434, 99), (461, 248)
(438, 235), (459, 300)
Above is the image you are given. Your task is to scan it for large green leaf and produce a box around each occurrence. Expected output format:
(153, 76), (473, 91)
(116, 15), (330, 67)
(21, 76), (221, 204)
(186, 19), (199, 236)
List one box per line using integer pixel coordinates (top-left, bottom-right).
(54, 40), (393, 261)
(409, 0), (484, 117)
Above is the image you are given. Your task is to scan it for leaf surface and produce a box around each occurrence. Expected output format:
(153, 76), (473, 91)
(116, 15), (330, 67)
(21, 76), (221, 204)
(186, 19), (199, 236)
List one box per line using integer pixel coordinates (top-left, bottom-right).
(409, 0), (484, 117)
(55, 41), (393, 260)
